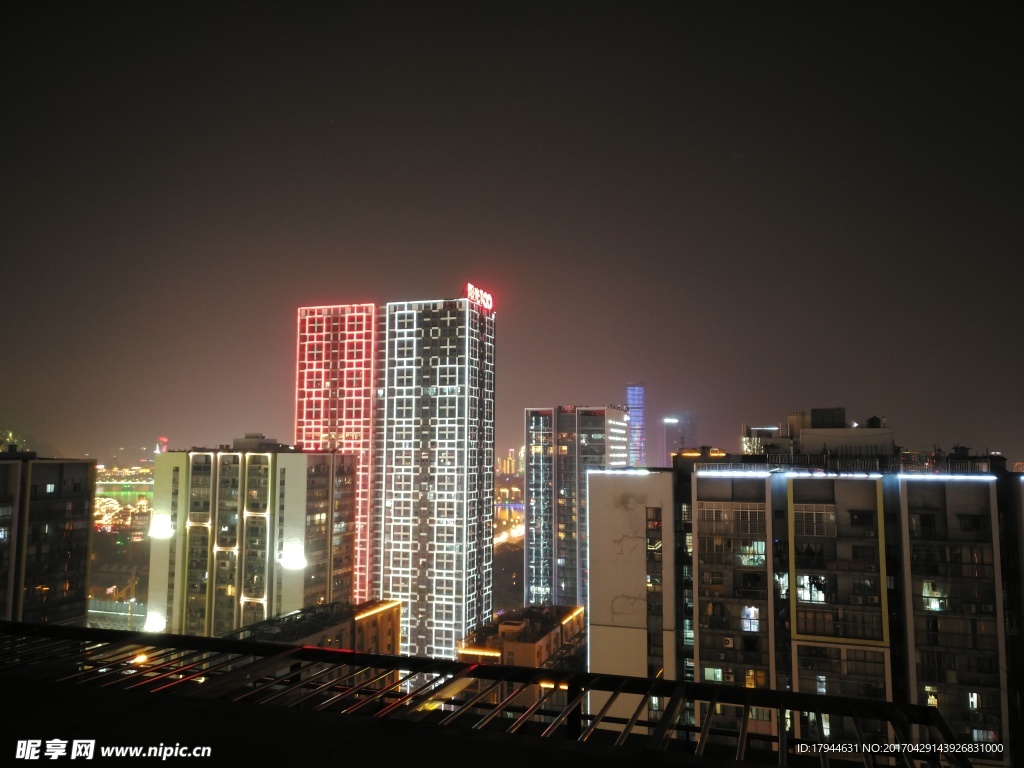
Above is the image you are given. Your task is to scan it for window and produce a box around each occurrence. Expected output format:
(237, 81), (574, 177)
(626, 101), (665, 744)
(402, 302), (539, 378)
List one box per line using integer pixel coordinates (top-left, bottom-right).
(851, 545), (875, 560)
(745, 669), (767, 688)
(968, 656), (994, 674)
(738, 540), (765, 566)
(852, 579), (876, 594)
(46, 483), (56, 493)
(958, 515), (987, 531)
(849, 511), (874, 526)
(922, 581), (946, 612)
(742, 606), (760, 632)
(793, 507), (836, 537)
(797, 574), (828, 603)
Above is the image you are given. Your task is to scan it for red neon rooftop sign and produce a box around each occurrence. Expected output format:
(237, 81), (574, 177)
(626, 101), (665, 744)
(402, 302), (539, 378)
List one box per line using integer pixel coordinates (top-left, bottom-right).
(466, 282), (493, 310)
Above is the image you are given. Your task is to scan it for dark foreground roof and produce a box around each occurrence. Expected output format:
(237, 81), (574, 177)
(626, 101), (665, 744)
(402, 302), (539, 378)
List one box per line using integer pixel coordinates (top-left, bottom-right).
(0, 621), (969, 768)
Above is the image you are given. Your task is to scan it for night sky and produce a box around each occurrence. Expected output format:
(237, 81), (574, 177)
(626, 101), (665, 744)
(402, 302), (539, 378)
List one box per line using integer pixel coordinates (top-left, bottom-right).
(4, 3), (1021, 467)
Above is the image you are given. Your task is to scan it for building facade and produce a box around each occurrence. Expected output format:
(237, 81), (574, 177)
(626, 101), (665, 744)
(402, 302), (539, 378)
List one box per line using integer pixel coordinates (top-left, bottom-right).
(626, 382), (646, 467)
(458, 604), (585, 669)
(224, 598), (402, 655)
(0, 447), (95, 626)
(524, 405), (628, 608)
(295, 283), (496, 659)
(295, 302), (377, 604)
(586, 445), (1023, 764)
(147, 434), (358, 637)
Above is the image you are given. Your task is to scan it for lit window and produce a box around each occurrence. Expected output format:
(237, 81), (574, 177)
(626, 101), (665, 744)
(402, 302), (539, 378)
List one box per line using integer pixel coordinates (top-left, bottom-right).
(797, 574), (828, 603)
(745, 669), (766, 688)
(922, 581), (946, 611)
(742, 605), (760, 632)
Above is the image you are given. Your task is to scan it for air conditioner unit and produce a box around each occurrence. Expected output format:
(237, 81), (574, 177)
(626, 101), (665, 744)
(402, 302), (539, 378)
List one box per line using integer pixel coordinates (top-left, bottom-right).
(865, 564), (877, 572)
(865, 529), (876, 537)
(723, 637), (735, 649)
(963, 604), (976, 614)
(981, 603), (994, 613)
(959, 726), (972, 736)
(723, 672), (735, 683)
(850, 595), (863, 605)
(867, 595), (880, 605)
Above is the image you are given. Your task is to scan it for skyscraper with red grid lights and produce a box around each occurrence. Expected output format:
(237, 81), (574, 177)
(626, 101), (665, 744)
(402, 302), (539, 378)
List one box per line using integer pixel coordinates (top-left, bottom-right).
(295, 283), (495, 659)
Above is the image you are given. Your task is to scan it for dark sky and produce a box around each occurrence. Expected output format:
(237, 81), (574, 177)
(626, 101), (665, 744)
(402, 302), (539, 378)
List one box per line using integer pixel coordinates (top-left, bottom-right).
(3, 2), (1022, 467)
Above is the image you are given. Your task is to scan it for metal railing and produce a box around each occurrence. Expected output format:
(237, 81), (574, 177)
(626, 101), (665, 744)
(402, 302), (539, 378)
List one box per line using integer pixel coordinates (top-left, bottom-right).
(0, 620), (974, 768)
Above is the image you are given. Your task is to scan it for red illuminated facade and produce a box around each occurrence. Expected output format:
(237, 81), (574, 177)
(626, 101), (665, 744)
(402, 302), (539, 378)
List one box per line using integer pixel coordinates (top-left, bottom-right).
(295, 303), (377, 602)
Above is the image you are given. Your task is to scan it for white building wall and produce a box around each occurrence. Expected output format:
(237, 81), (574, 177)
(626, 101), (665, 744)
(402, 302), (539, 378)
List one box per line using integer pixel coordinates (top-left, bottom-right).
(276, 453), (309, 615)
(146, 452), (189, 633)
(587, 469), (675, 729)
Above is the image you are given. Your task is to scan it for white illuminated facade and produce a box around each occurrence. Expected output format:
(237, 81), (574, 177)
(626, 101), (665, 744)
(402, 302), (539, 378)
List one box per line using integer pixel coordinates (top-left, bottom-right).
(147, 434), (357, 637)
(373, 292), (496, 659)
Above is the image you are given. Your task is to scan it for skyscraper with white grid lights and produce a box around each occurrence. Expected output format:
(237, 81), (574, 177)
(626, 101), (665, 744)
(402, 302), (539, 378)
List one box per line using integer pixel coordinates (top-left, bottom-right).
(295, 283), (496, 659)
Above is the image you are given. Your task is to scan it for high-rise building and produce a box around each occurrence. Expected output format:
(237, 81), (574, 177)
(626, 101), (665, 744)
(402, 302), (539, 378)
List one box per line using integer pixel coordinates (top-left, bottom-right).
(0, 446), (95, 626)
(295, 283), (496, 659)
(586, 427), (1023, 764)
(147, 434), (358, 637)
(658, 416), (685, 467)
(524, 405), (628, 608)
(295, 302), (377, 604)
(626, 382), (646, 467)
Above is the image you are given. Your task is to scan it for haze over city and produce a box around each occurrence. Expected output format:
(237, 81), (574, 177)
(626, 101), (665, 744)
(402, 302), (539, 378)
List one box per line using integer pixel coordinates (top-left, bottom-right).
(4, 3), (1021, 466)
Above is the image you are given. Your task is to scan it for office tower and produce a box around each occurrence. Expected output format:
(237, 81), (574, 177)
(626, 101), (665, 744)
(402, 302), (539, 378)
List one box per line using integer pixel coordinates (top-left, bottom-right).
(295, 283), (496, 659)
(147, 434), (357, 637)
(499, 448), (517, 475)
(660, 416), (685, 467)
(0, 446), (95, 626)
(626, 382), (646, 467)
(586, 426), (1022, 764)
(524, 405), (628, 608)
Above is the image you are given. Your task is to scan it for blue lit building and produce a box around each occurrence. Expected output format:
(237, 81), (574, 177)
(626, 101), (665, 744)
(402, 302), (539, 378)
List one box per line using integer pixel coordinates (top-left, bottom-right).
(626, 382), (646, 467)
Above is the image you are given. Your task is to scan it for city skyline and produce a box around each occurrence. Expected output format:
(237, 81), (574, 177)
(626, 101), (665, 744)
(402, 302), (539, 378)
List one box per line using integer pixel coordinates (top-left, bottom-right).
(5, 4), (1022, 467)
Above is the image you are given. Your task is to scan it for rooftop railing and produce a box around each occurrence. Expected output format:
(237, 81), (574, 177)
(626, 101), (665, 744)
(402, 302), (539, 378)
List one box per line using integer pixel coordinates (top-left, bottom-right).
(0, 620), (974, 768)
